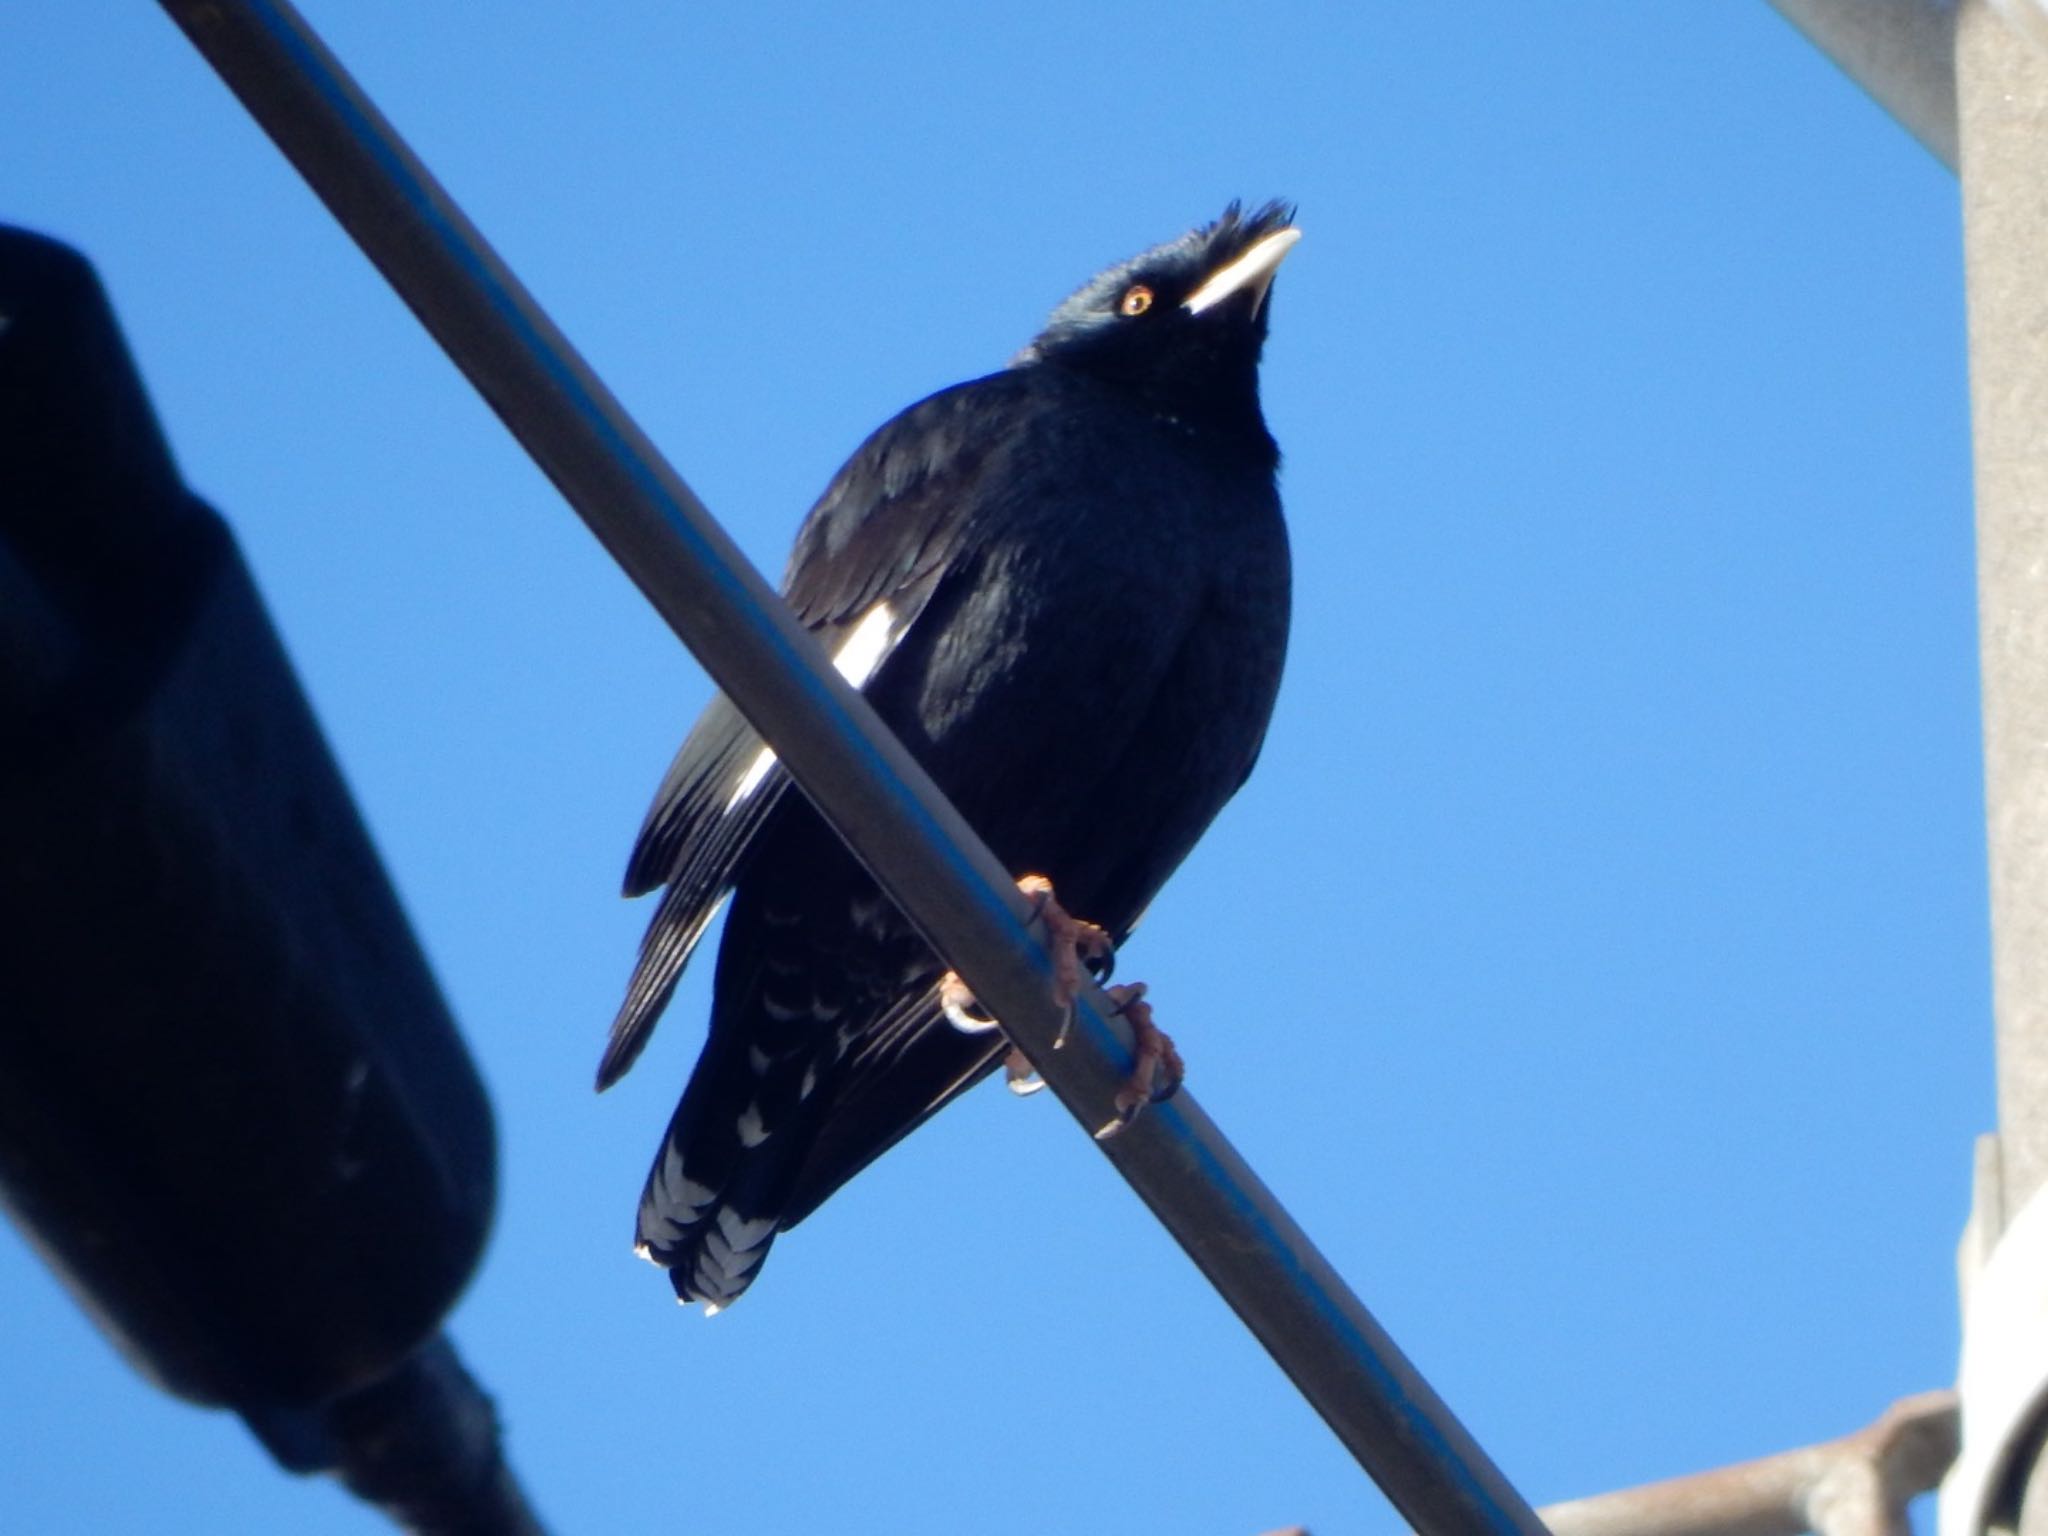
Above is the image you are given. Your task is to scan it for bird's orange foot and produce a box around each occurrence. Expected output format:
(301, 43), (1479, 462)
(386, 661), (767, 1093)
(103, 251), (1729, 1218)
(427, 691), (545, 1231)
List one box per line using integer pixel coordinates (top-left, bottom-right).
(1015, 873), (1113, 1047)
(941, 875), (1119, 1098)
(938, 874), (1113, 1044)
(1094, 983), (1184, 1141)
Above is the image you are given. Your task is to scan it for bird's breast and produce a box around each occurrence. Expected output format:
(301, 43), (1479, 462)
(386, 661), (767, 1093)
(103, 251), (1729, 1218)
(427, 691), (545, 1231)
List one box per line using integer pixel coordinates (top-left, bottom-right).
(865, 411), (1288, 931)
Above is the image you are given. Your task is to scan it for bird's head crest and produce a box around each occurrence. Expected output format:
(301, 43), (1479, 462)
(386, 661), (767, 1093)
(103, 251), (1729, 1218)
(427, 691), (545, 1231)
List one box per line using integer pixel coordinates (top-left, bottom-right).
(1015, 201), (1298, 432)
(1019, 201), (1296, 358)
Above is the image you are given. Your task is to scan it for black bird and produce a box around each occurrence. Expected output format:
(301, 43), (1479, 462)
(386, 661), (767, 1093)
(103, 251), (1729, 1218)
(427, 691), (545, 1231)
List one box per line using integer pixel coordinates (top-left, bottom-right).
(603, 202), (1299, 1310)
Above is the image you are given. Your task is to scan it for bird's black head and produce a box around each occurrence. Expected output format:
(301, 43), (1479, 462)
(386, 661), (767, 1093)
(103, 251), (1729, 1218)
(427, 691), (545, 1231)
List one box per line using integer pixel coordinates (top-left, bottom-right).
(1015, 200), (1298, 446)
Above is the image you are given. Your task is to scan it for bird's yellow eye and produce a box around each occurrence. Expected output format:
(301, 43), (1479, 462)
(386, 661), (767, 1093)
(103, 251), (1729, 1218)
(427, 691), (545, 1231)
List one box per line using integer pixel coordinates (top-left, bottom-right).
(1119, 284), (1155, 317)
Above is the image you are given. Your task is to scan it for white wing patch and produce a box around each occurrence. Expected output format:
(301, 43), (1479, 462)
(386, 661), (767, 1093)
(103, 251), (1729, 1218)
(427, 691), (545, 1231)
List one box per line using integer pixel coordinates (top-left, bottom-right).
(725, 601), (899, 810)
(830, 599), (900, 689)
(726, 742), (779, 810)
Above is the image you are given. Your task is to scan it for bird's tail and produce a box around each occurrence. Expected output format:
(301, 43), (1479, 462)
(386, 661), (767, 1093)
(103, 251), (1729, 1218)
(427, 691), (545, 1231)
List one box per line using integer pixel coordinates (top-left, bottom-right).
(632, 1022), (826, 1311)
(636, 1138), (781, 1313)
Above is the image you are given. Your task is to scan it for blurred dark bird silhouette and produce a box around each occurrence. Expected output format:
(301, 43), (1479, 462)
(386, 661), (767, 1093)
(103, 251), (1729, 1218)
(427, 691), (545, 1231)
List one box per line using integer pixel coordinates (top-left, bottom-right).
(603, 202), (1300, 1310)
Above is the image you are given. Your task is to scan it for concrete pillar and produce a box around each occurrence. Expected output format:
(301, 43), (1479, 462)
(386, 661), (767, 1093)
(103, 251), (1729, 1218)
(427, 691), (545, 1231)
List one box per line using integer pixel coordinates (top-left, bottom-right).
(1958, 0), (2048, 1222)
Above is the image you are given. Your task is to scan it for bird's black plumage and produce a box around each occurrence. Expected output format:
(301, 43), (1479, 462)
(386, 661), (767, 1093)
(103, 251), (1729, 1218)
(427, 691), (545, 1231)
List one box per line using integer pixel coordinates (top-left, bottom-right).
(605, 202), (1298, 1309)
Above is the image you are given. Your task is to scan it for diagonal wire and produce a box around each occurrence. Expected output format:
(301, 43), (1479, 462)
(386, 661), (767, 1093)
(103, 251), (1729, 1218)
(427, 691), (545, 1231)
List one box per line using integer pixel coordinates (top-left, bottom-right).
(151, 4), (1549, 1532)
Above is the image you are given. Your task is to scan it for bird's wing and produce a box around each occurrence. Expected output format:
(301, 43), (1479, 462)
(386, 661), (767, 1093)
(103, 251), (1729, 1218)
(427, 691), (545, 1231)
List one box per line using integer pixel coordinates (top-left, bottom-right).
(600, 375), (1021, 1090)
(601, 696), (785, 1088)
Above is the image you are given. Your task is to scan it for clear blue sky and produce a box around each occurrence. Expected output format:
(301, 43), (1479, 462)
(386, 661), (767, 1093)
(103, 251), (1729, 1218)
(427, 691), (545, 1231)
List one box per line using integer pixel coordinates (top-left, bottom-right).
(3, 6), (1981, 1533)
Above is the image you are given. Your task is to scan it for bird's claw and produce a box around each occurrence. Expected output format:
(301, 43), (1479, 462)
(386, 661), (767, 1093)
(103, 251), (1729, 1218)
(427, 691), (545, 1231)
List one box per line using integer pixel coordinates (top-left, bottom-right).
(939, 971), (1000, 1034)
(1003, 1046), (1046, 1096)
(1093, 983), (1183, 1140)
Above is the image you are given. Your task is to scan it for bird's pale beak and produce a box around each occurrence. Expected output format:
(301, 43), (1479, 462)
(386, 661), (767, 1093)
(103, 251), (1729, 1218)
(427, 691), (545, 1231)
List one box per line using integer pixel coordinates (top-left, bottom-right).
(1181, 225), (1303, 319)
